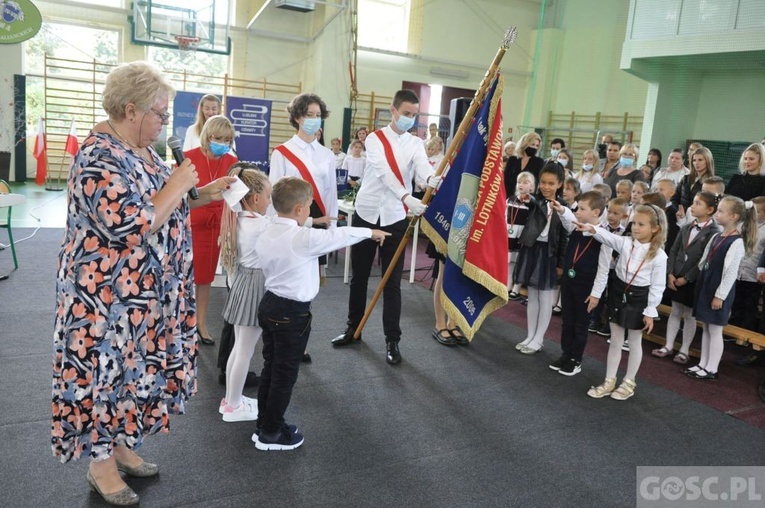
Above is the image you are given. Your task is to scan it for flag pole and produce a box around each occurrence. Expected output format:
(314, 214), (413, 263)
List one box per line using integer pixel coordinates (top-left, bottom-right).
(352, 27), (518, 340)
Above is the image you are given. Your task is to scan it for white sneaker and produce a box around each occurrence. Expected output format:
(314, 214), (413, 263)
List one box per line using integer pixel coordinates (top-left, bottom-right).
(219, 395), (256, 415)
(222, 399), (258, 422)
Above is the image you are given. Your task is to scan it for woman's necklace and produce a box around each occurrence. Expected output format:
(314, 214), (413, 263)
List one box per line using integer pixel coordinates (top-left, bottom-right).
(106, 120), (154, 165)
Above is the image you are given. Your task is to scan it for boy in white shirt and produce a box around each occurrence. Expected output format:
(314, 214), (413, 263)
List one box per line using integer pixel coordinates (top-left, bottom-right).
(253, 177), (389, 450)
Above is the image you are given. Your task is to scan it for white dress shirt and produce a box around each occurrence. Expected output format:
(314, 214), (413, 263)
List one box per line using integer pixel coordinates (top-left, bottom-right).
(334, 151), (347, 169)
(698, 233), (745, 299)
(593, 227), (668, 317)
(256, 217), (372, 302)
(651, 166), (689, 191)
(183, 126), (201, 151)
(269, 135), (338, 225)
(342, 156), (367, 182)
(236, 211), (271, 269)
(558, 208), (613, 299)
(354, 125), (434, 226)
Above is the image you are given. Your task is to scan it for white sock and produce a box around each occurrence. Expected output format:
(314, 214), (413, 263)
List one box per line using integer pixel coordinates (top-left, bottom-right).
(704, 324), (724, 373)
(606, 323), (625, 379)
(525, 287), (540, 346)
(664, 302), (684, 350)
(225, 324), (262, 408)
(625, 329), (644, 379)
(679, 306), (696, 355)
(528, 288), (555, 349)
(699, 324), (711, 370)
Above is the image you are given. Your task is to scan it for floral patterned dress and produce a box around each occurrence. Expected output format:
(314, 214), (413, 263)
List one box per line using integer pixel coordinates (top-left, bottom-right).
(52, 132), (197, 463)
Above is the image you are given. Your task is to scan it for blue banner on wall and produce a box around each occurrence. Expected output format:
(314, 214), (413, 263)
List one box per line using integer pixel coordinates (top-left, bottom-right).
(226, 96), (272, 169)
(172, 91), (207, 142)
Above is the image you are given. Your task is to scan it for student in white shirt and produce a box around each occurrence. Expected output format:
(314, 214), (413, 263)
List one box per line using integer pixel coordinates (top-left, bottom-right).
(254, 178), (389, 450)
(576, 204), (668, 401)
(343, 140), (367, 187)
(651, 148), (689, 191)
(183, 94), (222, 151)
(330, 89), (440, 365)
(330, 137), (347, 168)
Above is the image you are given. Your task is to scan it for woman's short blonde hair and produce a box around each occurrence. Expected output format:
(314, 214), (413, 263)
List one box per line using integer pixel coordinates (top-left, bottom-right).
(200, 115), (236, 152)
(514, 131), (542, 157)
(619, 143), (640, 161)
(102, 61), (175, 120)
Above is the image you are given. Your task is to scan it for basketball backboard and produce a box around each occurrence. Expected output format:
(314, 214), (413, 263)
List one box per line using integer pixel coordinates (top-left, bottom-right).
(131, 0), (231, 55)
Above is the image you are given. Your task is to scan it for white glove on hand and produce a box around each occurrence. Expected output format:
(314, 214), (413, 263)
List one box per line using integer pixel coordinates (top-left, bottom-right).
(403, 195), (427, 216)
(426, 174), (443, 189)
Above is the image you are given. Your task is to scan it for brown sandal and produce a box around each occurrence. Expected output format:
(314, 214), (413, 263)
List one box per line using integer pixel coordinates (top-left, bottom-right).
(673, 352), (689, 364)
(651, 347), (672, 358)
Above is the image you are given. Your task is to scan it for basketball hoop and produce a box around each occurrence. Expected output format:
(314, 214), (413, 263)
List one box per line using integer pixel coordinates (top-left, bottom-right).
(175, 35), (201, 53)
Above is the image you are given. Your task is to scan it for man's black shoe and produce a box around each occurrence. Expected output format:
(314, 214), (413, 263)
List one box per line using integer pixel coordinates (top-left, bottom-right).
(737, 353), (762, 367)
(331, 329), (360, 346)
(219, 371), (259, 387)
(386, 341), (401, 365)
(596, 322), (611, 338)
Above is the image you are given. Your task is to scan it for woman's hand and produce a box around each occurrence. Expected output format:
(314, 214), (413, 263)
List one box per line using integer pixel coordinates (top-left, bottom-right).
(312, 216), (336, 228)
(667, 274), (677, 290)
(168, 159), (199, 195)
(674, 276), (687, 287)
(676, 205), (685, 220)
(200, 176), (237, 202)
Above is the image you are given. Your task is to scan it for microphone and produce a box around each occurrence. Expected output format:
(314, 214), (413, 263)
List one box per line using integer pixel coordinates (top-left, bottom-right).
(167, 136), (199, 200)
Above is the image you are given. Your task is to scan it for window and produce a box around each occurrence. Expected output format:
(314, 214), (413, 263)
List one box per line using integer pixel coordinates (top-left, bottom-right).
(358, 0), (412, 53)
(148, 46), (229, 78)
(25, 23), (120, 75)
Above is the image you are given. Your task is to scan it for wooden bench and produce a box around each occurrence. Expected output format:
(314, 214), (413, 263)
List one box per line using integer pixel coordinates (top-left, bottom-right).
(644, 304), (765, 358)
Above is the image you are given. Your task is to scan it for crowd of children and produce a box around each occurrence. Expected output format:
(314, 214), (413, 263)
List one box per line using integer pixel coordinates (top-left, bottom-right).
(505, 139), (765, 400)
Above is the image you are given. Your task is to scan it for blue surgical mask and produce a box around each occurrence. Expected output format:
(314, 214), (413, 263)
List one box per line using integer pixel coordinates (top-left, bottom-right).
(394, 112), (415, 132)
(557, 157), (569, 166)
(582, 164), (594, 171)
(209, 142), (231, 157)
(301, 117), (321, 136)
(551, 148), (560, 158)
(620, 156), (634, 168)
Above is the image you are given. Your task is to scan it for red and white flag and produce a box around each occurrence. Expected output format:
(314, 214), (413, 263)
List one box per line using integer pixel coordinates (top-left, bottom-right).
(65, 119), (79, 157)
(33, 118), (47, 186)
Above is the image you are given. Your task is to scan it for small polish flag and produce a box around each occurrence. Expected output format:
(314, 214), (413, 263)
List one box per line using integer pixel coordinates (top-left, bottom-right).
(65, 119), (79, 157)
(33, 118), (47, 186)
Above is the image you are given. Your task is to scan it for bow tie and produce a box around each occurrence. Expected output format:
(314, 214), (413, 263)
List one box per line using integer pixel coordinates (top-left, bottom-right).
(608, 226), (618, 233)
(694, 224), (702, 231)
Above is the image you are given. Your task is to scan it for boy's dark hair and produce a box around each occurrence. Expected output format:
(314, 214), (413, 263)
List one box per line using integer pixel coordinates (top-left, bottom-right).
(539, 161), (566, 184)
(551, 137), (565, 148)
(641, 192), (667, 209)
(392, 89), (420, 109)
(578, 191), (606, 215)
(564, 177), (581, 196)
(608, 141), (623, 149)
(287, 93), (329, 129)
(671, 148), (684, 155)
(272, 177), (313, 214)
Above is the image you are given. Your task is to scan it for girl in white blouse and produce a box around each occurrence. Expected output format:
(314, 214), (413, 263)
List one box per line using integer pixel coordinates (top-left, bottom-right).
(685, 196), (757, 380)
(575, 204), (668, 401)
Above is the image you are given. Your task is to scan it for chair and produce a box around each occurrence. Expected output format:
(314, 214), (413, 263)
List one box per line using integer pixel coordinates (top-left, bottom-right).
(0, 179), (20, 271)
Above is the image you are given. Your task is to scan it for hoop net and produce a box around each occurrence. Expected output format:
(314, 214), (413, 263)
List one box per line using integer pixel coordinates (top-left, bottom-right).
(175, 35), (201, 52)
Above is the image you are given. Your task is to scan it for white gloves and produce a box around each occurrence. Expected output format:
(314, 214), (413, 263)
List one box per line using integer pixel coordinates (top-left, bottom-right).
(403, 195), (427, 216)
(426, 174), (443, 189)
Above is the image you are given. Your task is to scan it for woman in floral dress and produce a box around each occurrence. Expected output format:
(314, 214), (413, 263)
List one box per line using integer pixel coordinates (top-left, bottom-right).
(51, 61), (233, 506)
